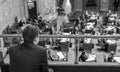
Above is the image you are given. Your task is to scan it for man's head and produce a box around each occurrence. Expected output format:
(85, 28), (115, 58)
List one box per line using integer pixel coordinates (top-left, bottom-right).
(22, 25), (39, 45)
(110, 51), (114, 55)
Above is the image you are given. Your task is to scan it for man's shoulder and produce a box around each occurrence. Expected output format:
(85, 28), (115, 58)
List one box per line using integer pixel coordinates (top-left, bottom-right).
(9, 44), (19, 49)
(8, 44), (22, 53)
(35, 45), (47, 51)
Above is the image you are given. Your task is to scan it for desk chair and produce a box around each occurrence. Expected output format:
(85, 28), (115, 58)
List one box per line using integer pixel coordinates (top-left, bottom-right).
(107, 44), (117, 53)
(38, 40), (46, 47)
(60, 42), (69, 52)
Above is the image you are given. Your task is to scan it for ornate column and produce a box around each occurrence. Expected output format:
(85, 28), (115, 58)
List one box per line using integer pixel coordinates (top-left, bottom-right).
(64, 0), (72, 15)
(23, 0), (29, 19)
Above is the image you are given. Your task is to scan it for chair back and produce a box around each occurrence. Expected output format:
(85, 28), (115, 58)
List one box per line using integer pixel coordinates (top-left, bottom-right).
(60, 42), (69, 52)
(107, 44), (117, 53)
(83, 43), (93, 54)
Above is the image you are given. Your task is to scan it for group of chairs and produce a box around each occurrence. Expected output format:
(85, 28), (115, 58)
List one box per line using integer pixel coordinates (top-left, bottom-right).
(80, 41), (117, 53)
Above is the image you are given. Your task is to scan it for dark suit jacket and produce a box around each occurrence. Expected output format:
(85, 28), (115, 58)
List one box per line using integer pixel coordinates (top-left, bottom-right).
(8, 43), (48, 72)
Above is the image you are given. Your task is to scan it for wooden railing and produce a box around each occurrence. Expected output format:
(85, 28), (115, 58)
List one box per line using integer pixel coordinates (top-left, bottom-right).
(0, 34), (120, 38)
(0, 34), (120, 64)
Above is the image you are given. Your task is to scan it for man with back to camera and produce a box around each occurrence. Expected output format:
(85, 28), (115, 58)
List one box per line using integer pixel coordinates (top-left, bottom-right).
(7, 25), (48, 72)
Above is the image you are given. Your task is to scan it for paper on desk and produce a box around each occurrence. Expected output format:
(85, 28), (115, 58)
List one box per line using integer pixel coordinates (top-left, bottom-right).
(86, 55), (96, 62)
(114, 57), (120, 63)
(57, 52), (65, 60)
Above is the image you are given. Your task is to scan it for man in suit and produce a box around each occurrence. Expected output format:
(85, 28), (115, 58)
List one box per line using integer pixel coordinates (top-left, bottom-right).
(79, 51), (88, 62)
(8, 25), (48, 72)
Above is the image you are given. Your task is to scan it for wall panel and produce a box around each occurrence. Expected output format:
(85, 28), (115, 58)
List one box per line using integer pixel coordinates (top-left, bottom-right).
(0, 0), (25, 34)
(101, 0), (109, 11)
(73, 0), (82, 11)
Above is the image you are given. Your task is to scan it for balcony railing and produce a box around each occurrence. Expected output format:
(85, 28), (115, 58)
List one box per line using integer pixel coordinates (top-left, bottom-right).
(0, 34), (120, 64)
(0, 34), (120, 38)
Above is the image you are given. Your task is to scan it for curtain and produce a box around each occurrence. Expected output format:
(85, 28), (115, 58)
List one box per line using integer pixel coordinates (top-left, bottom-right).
(64, 0), (72, 14)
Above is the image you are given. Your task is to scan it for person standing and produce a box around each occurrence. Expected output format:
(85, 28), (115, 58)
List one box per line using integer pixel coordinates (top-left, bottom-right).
(64, 0), (72, 16)
(7, 25), (48, 72)
(57, 12), (69, 33)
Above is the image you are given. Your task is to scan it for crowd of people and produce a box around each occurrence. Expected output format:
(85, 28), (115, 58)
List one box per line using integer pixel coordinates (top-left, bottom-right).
(2, 10), (120, 64)
(1, 0), (120, 72)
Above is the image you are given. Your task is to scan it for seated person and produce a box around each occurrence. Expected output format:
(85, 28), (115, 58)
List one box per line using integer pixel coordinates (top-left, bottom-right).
(106, 25), (115, 31)
(108, 16), (116, 21)
(108, 14), (117, 21)
(107, 51), (116, 62)
(79, 51), (88, 62)
(89, 12), (98, 21)
(98, 39), (108, 50)
(85, 22), (95, 28)
(105, 25), (115, 34)
(106, 26), (117, 44)
(84, 23), (95, 34)
(84, 11), (91, 19)
(113, 27), (119, 34)
(42, 25), (53, 34)
(17, 20), (25, 28)
(84, 27), (94, 34)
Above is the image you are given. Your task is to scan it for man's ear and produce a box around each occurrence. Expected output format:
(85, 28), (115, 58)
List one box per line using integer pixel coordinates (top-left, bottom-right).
(33, 36), (39, 45)
(33, 37), (36, 43)
(33, 37), (38, 43)
(34, 37), (37, 42)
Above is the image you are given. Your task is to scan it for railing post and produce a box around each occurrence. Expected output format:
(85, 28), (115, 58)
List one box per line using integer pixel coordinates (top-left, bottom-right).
(74, 38), (79, 64)
(0, 38), (4, 51)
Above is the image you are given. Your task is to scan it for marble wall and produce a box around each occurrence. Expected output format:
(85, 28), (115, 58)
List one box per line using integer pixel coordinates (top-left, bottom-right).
(0, 0), (25, 34)
(83, 0), (115, 11)
(0, 0), (57, 34)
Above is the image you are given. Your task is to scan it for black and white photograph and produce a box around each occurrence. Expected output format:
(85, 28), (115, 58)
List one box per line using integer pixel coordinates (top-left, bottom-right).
(0, 0), (120, 72)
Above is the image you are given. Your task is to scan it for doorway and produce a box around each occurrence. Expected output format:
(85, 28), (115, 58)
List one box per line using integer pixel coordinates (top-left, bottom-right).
(27, 1), (37, 19)
(83, 0), (99, 11)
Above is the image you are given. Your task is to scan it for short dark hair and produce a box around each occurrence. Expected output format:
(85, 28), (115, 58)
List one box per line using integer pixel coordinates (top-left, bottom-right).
(22, 25), (39, 43)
